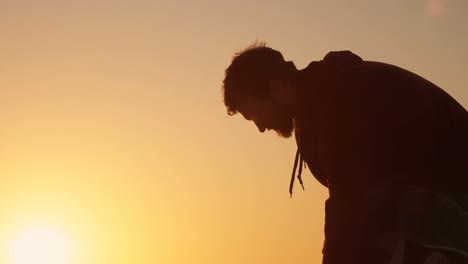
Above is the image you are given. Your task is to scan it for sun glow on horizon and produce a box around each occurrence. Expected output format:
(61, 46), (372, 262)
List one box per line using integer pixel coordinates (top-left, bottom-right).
(7, 225), (73, 264)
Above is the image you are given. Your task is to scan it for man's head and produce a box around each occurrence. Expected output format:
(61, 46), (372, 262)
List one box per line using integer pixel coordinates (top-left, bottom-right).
(222, 42), (298, 138)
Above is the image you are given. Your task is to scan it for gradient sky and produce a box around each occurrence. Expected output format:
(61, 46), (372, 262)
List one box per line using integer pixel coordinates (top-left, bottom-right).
(1, 0), (467, 263)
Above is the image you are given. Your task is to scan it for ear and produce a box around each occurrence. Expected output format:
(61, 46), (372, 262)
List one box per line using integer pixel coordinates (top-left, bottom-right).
(268, 80), (291, 104)
(268, 80), (284, 99)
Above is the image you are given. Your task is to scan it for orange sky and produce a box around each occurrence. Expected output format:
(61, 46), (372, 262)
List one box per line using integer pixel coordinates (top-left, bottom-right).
(1, 0), (467, 263)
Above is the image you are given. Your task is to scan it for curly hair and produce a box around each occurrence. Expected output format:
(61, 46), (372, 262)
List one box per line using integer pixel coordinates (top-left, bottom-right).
(222, 42), (293, 115)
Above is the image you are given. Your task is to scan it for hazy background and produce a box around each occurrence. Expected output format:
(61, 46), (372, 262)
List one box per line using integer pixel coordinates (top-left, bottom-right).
(1, 0), (467, 263)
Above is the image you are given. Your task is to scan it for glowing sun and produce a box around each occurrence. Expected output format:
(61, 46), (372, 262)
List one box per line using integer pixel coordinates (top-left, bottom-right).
(7, 225), (72, 264)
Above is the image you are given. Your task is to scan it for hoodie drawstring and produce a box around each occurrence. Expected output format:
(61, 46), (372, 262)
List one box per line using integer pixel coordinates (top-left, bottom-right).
(289, 149), (305, 197)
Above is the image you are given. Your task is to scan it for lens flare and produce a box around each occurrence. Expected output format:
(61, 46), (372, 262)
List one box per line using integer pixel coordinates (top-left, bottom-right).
(426, 0), (445, 16)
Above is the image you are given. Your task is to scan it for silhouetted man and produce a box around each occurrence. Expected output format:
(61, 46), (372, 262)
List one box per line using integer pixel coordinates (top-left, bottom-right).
(221, 43), (468, 264)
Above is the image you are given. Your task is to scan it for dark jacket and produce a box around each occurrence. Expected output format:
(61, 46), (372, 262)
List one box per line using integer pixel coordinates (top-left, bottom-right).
(293, 51), (468, 263)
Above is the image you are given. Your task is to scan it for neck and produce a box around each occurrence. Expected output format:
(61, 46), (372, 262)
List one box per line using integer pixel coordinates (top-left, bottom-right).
(284, 81), (297, 105)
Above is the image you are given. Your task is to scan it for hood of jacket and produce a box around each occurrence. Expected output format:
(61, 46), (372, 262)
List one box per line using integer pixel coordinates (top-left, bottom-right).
(289, 50), (363, 196)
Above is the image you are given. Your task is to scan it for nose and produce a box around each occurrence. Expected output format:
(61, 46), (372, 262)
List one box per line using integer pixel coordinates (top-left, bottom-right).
(254, 121), (266, 133)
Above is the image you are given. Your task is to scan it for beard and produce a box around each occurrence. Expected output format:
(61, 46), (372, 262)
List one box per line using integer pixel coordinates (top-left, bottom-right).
(274, 119), (294, 138)
(272, 106), (295, 138)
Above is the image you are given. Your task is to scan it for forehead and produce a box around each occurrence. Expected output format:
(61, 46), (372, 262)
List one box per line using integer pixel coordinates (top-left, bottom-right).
(236, 98), (255, 118)
(237, 97), (269, 118)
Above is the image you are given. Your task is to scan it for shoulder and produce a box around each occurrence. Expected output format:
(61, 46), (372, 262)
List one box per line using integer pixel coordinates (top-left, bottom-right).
(322, 50), (363, 67)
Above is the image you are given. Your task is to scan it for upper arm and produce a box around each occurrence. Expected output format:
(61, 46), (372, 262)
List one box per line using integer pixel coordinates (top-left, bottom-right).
(319, 65), (439, 195)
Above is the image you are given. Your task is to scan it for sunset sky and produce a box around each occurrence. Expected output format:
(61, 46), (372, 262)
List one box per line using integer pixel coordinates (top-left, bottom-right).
(1, 0), (467, 263)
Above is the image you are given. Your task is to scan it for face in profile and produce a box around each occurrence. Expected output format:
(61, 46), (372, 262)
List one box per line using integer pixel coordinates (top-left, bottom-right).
(237, 96), (295, 138)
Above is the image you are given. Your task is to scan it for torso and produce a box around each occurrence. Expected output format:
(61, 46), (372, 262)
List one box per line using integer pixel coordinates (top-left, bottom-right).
(295, 60), (468, 196)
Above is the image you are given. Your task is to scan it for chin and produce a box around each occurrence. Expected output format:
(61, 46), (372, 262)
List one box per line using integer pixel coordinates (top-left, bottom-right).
(274, 128), (294, 138)
(272, 116), (295, 138)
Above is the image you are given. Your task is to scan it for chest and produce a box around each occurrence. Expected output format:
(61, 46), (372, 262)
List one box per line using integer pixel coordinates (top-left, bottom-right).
(295, 107), (332, 187)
